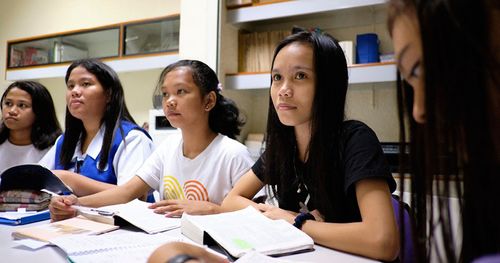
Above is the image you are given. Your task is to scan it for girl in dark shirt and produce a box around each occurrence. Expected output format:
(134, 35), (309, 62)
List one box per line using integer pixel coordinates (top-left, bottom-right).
(222, 30), (399, 261)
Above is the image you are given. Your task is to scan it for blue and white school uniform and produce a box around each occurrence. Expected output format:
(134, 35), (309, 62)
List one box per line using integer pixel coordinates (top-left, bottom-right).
(39, 121), (153, 186)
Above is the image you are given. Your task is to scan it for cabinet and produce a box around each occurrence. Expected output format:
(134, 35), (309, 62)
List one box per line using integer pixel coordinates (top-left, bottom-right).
(219, 0), (399, 142)
(6, 15), (180, 81)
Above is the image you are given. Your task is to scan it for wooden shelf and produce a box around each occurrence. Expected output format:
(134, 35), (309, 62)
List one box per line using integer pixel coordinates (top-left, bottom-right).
(225, 62), (396, 90)
(227, 0), (385, 24)
(5, 53), (179, 80)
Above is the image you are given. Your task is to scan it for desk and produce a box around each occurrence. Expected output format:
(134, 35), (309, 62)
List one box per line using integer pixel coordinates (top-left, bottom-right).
(1, 220), (378, 263)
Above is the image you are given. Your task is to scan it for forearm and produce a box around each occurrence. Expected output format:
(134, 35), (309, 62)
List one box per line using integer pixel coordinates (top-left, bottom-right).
(221, 194), (259, 212)
(302, 221), (399, 261)
(78, 176), (150, 207)
(55, 170), (116, 196)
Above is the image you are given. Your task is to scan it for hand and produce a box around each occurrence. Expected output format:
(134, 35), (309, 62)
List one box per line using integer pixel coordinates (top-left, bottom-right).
(256, 203), (297, 224)
(310, 209), (325, 222)
(148, 242), (228, 263)
(49, 194), (79, 222)
(148, 199), (221, 217)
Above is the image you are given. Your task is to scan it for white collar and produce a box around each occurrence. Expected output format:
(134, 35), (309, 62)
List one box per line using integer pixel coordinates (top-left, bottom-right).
(72, 124), (106, 161)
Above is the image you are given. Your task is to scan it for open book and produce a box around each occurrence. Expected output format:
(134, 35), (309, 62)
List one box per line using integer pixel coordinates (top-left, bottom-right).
(181, 206), (314, 258)
(75, 199), (180, 234)
(50, 231), (187, 263)
(12, 216), (119, 242)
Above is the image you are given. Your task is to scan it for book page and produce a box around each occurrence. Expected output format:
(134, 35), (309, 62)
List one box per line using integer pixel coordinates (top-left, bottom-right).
(183, 206), (314, 257)
(50, 231), (187, 263)
(111, 199), (181, 234)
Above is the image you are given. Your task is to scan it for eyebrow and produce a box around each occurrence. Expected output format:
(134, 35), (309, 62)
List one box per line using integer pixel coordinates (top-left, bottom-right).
(272, 65), (313, 73)
(396, 44), (411, 73)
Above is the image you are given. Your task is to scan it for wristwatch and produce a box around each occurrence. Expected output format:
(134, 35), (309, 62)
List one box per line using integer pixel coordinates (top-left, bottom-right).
(167, 254), (198, 263)
(293, 212), (315, 229)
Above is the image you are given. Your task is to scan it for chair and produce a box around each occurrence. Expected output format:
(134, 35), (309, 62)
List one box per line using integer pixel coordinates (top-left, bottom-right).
(392, 196), (415, 263)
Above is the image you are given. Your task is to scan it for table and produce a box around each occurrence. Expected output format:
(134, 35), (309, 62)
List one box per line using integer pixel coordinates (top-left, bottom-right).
(1, 220), (379, 263)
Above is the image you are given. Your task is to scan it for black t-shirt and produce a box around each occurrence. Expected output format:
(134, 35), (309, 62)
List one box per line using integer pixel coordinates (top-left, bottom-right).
(252, 120), (396, 223)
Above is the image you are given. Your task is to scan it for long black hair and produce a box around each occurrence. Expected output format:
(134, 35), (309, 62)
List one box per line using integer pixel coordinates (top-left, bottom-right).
(154, 60), (244, 139)
(263, 30), (349, 222)
(0, 81), (61, 149)
(388, 0), (500, 262)
(60, 59), (137, 170)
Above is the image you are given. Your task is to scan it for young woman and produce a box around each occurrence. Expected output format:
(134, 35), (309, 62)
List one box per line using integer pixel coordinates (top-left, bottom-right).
(221, 31), (399, 261)
(0, 81), (61, 174)
(388, 0), (500, 262)
(49, 60), (253, 220)
(39, 59), (153, 196)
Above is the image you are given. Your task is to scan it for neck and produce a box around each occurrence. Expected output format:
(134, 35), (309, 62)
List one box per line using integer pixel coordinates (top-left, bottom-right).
(181, 126), (217, 159)
(8, 129), (32, 146)
(294, 123), (311, 162)
(81, 120), (102, 153)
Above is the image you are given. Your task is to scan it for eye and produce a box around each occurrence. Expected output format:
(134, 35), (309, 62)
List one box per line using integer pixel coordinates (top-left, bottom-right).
(82, 82), (91, 87)
(18, 103), (28, 109)
(162, 92), (169, 98)
(272, 74), (282, 81)
(3, 101), (13, 107)
(295, 72), (307, 80)
(177, 89), (186, 95)
(67, 84), (75, 90)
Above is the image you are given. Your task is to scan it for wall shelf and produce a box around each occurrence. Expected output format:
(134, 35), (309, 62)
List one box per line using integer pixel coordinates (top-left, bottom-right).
(225, 62), (396, 90)
(227, 0), (385, 25)
(5, 53), (179, 80)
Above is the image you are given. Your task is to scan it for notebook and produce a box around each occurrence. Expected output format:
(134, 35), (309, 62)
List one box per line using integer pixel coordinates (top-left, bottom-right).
(0, 209), (50, 225)
(181, 206), (314, 258)
(75, 199), (181, 234)
(12, 216), (119, 242)
(50, 231), (187, 263)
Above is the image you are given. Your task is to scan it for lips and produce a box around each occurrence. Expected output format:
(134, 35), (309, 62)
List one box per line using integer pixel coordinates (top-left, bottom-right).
(3, 116), (17, 121)
(69, 99), (83, 107)
(166, 111), (181, 118)
(276, 103), (297, 111)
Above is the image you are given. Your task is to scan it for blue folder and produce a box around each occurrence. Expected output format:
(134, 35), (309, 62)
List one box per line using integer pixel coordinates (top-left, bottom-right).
(0, 210), (50, 225)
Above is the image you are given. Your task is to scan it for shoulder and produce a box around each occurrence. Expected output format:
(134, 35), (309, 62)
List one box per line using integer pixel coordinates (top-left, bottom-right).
(340, 120), (380, 145)
(215, 134), (250, 154)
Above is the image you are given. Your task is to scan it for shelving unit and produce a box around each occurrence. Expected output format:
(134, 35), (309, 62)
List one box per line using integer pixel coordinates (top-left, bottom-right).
(5, 15), (180, 81)
(227, 0), (385, 25)
(226, 62), (396, 90)
(5, 53), (179, 81)
(220, 0), (399, 142)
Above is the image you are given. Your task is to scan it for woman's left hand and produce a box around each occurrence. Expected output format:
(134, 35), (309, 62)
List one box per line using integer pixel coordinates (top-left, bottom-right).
(148, 200), (221, 217)
(256, 203), (297, 224)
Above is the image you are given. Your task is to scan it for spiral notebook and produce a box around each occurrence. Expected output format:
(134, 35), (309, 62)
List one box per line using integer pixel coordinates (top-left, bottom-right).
(50, 231), (186, 263)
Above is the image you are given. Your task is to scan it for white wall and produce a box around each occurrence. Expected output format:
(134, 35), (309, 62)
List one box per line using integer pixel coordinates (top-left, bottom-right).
(0, 0), (180, 126)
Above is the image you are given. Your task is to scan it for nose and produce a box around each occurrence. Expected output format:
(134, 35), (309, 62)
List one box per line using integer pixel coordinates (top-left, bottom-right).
(165, 97), (176, 108)
(8, 105), (18, 115)
(278, 84), (292, 98)
(70, 85), (82, 98)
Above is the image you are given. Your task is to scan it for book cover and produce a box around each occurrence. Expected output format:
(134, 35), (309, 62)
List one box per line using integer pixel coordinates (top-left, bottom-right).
(12, 216), (119, 242)
(0, 209), (50, 225)
(181, 206), (314, 258)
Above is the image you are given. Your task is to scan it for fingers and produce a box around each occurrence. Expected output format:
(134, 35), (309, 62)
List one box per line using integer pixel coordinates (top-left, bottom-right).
(49, 195), (78, 222)
(148, 200), (176, 209)
(165, 209), (184, 218)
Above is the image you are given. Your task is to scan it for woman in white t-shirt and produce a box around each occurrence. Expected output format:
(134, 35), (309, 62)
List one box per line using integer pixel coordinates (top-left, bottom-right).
(0, 81), (61, 175)
(50, 60), (253, 221)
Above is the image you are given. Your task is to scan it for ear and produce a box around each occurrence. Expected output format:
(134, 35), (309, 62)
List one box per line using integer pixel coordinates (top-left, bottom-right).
(204, 91), (217, 111)
(105, 90), (112, 104)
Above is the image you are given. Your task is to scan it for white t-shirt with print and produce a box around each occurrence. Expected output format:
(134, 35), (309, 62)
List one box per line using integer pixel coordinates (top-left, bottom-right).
(136, 133), (253, 205)
(0, 140), (50, 175)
